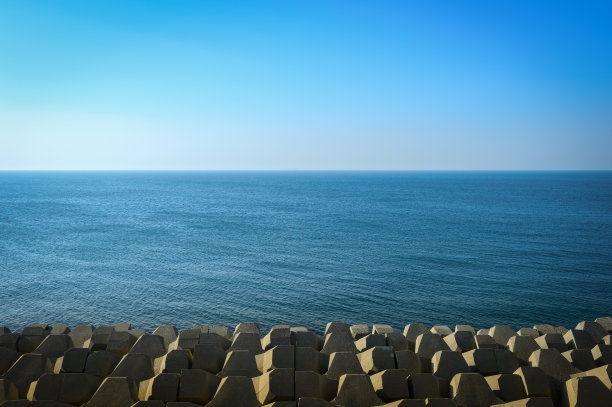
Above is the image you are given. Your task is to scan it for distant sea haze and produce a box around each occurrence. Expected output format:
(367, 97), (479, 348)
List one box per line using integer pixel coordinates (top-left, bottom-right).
(0, 171), (611, 333)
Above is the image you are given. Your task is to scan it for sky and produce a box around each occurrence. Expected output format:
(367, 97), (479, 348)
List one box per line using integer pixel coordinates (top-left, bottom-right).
(0, 0), (611, 170)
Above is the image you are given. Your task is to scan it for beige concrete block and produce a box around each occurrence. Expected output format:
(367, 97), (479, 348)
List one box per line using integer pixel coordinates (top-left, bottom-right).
(32, 336), (73, 363)
(107, 331), (137, 356)
(386, 333), (410, 351)
(476, 329), (489, 336)
(114, 323), (132, 332)
(404, 324), (430, 350)
(262, 402), (295, 407)
(151, 326), (178, 350)
(109, 353), (155, 384)
(517, 328), (539, 338)
(570, 364), (612, 390)
(57, 348), (89, 373)
(206, 376), (261, 407)
(297, 398), (337, 407)
(533, 325), (556, 335)
(324, 322), (351, 337)
(84, 376), (138, 407)
(431, 350), (470, 382)
(176, 329), (200, 351)
(166, 402), (201, 407)
(257, 345), (295, 373)
(450, 372), (502, 407)
(0, 347), (21, 375)
(321, 332), (357, 355)
(528, 349), (579, 382)
(129, 335), (166, 359)
(490, 397), (554, 406)
(373, 325), (394, 335)
(355, 334), (386, 352)
(395, 351), (423, 374)
(332, 373), (383, 407)
(0, 333), (20, 351)
(84, 350), (121, 378)
(563, 376), (612, 407)
(575, 321), (607, 343)
(462, 349), (497, 376)
(199, 332), (231, 350)
(370, 369), (410, 402)
(27, 372), (61, 401)
(158, 349), (191, 374)
(358, 346), (396, 375)
(415, 334), (450, 360)
(494, 349), (520, 374)
(474, 335), (499, 349)
(178, 369), (219, 404)
(425, 399), (456, 407)
(407, 373), (440, 399)
(132, 402), (165, 407)
(3, 353), (53, 398)
(454, 325), (475, 334)
(564, 329), (596, 350)
(230, 332), (264, 354)
(350, 324), (370, 340)
(262, 327), (291, 351)
(490, 326), (516, 347)
(90, 327), (114, 351)
(430, 326), (452, 337)
(378, 400), (427, 407)
(58, 373), (102, 405)
(209, 326), (232, 340)
(0, 326), (11, 335)
(220, 350), (260, 377)
(295, 347), (327, 374)
(507, 336), (539, 364)
(18, 326), (51, 354)
(291, 330), (319, 349)
(513, 367), (551, 397)
(295, 371), (337, 401)
(594, 317), (612, 332)
(192, 344), (225, 374)
(67, 326), (93, 349)
(0, 378), (19, 402)
(485, 374), (527, 402)
(443, 332), (476, 353)
(592, 344), (612, 366)
(252, 368), (294, 404)
(139, 373), (179, 402)
(326, 351), (362, 380)
(534, 333), (568, 353)
(234, 322), (262, 337)
(561, 349), (596, 371)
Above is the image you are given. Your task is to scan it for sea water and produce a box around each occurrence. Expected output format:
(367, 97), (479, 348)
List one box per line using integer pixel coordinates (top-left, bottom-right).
(1, 171), (611, 334)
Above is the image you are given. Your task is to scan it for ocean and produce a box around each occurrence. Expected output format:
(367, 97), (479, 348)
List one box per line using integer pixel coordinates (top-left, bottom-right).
(0, 171), (611, 334)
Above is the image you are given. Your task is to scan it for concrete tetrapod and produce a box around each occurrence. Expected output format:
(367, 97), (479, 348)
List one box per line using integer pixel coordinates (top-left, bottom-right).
(449, 372), (502, 407)
(562, 376), (612, 407)
(84, 377), (138, 407)
(332, 373), (384, 407)
(205, 376), (261, 407)
(252, 368), (294, 404)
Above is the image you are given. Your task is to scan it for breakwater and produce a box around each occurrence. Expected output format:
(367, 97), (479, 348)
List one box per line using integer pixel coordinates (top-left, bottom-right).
(1, 318), (611, 407)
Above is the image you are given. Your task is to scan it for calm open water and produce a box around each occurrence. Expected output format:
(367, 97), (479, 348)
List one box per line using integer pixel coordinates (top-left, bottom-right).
(0, 171), (611, 334)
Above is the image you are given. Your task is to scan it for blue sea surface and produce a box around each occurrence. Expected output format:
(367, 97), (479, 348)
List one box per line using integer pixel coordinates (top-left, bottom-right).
(0, 171), (611, 334)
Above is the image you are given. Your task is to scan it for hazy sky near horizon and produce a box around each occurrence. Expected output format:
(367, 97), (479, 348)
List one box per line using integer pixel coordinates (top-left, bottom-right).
(1, 1), (611, 170)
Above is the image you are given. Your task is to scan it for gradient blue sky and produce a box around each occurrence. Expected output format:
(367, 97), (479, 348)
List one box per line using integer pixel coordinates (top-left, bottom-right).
(1, 0), (611, 170)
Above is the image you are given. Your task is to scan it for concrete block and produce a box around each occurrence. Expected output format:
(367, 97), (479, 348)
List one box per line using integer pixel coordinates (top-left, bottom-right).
(205, 376), (261, 407)
(192, 344), (225, 374)
(139, 372), (179, 402)
(594, 317), (612, 332)
(132, 402), (165, 407)
(462, 349), (497, 376)
(332, 374), (383, 407)
(591, 344), (612, 366)
(350, 324), (369, 340)
(570, 364), (612, 390)
(430, 326), (452, 337)
(564, 329), (596, 350)
(109, 353), (155, 384)
(373, 325), (394, 335)
(295, 347), (327, 374)
(252, 368), (294, 404)
(474, 335), (499, 349)
(528, 348), (579, 382)
(67, 326), (93, 349)
(534, 333), (567, 353)
(431, 350), (471, 382)
(533, 325), (556, 335)
(18, 326), (50, 353)
(166, 402), (201, 407)
(57, 348), (89, 373)
(176, 329), (200, 351)
(490, 326), (516, 347)
(603, 334), (611, 345)
(424, 399), (456, 407)
(404, 324), (430, 350)
(485, 374), (527, 402)
(0, 379), (19, 402)
(0, 347), (21, 374)
(355, 334), (386, 352)
(395, 351), (423, 374)
(357, 346), (396, 375)
(516, 329), (539, 338)
(107, 331), (137, 356)
(561, 349), (596, 371)
(326, 351), (362, 379)
(562, 376), (612, 407)
(129, 335), (166, 359)
(324, 322), (351, 337)
(455, 325), (475, 334)
(209, 326), (232, 339)
(291, 330), (319, 349)
(0, 333), (20, 351)
(321, 332), (357, 355)
(178, 369), (219, 404)
(151, 326), (178, 350)
(575, 321), (608, 343)
(230, 332), (264, 354)
(48, 326), (69, 335)
(262, 327), (291, 351)
(443, 332), (476, 353)
(84, 350), (121, 378)
(27, 372), (61, 402)
(378, 400), (427, 407)
(257, 344), (295, 373)
(157, 349), (191, 374)
(31, 336), (72, 363)
(297, 398), (337, 407)
(370, 369), (410, 401)
(407, 373), (440, 399)
(494, 349), (520, 374)
(114, 323), (131, 332)
(83, 377), (138, 407)
(513, 367), (551, 397)
(199, 333), (231, 350)
(58, 373), (102, 405)
(476, 329), (489, 336)
(90, 327), (114, 351)
(415, 334), (450, 360)
(0, 327), (11, 335)
(0, 400), (30, 407)
(490, 398), (554, 406)
(295, 371), (337, 400)
(3, 353), (53, 398)
(450, 372), (502, 407)
(234, 322), (262, 337)
(220, 350), (260, 377)
(386, 333), (410, 351)
(506, 336), (539, 364)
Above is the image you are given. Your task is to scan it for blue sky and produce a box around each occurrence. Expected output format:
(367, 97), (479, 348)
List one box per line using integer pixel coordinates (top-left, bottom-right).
(1, 0), (611, 170)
